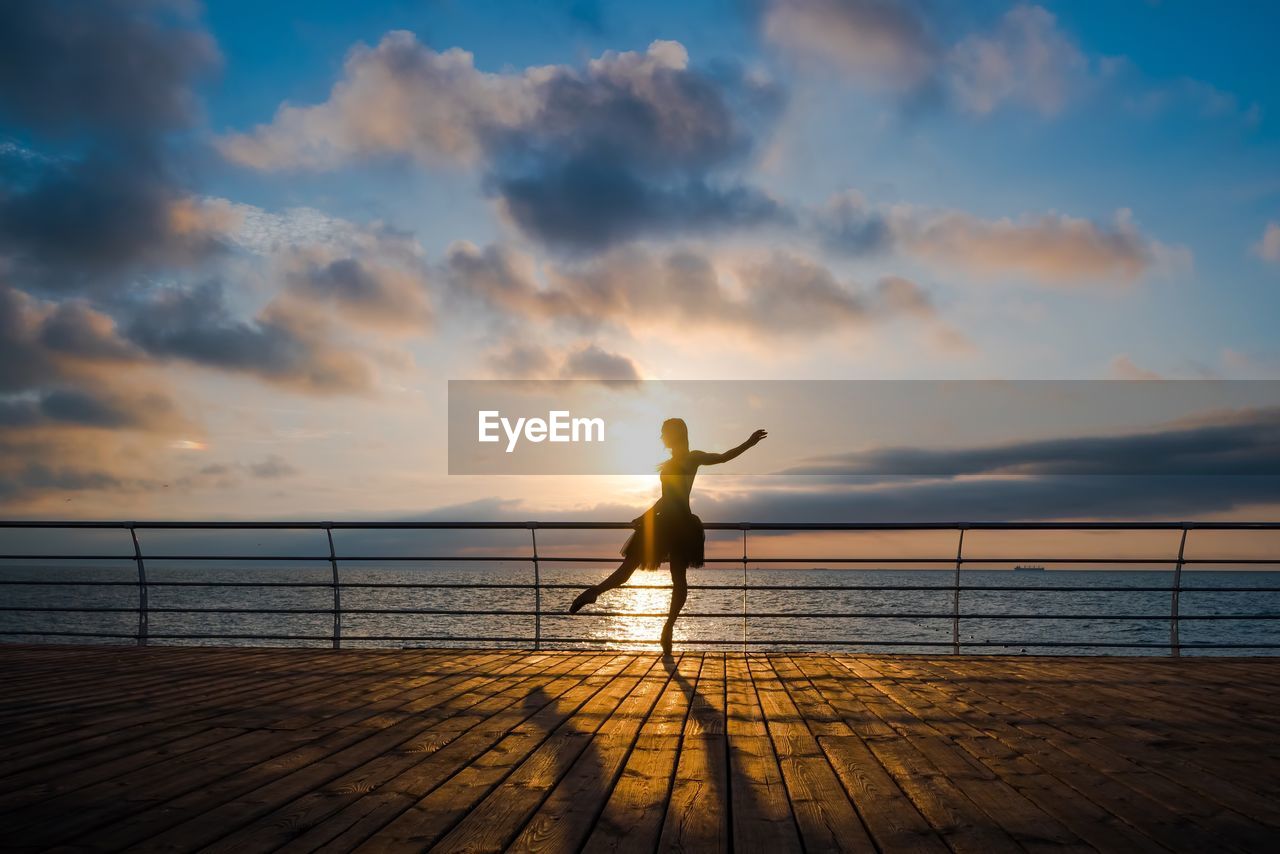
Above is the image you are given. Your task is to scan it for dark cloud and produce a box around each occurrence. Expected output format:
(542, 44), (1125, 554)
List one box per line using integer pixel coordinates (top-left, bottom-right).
(0, 284), (161, 421)
(0, 148), (225, 291)
(0, 381), (178, 431)
(249, 454), (298, 479)
(700, 474), (1280, 523)
(446, 241), (949, 339)
(483, 339), (641, 384)
(784, 408), (1280, 476)
(125, 282), (377, 394)
(484, 341), (556, 378)
(486, 46), (787, 250)
(221, 35), (786, 252)
(280, 235), (433, 331)
(39, 389), (143, 429)
(0, 1), (222, 292)
(560, 343), (641, 381)
(0, 0), (218, 137)
(494, 157), (787, 252)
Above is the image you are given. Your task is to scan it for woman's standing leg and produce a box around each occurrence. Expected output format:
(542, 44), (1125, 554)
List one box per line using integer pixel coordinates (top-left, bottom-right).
(661, 560), (688, 655)
(570, 554), (641, 614)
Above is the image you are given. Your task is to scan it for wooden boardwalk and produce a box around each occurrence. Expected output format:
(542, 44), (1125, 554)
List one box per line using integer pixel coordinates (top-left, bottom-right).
(1, 647), (1278, 852)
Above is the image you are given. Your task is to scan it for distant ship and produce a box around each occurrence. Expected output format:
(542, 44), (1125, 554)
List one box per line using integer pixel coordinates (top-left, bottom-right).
(1013, 565), (1046, 572)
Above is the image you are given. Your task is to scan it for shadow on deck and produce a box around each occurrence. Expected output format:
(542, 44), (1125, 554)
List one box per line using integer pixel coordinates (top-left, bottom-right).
(1, 646), (1278, 852)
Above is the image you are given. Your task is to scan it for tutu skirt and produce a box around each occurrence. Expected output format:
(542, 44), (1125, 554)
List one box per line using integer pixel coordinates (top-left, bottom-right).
(620, 508), (705, 569)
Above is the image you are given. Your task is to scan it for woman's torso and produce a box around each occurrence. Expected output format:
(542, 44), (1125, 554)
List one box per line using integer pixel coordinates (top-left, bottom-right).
(659, 455), (698, 515)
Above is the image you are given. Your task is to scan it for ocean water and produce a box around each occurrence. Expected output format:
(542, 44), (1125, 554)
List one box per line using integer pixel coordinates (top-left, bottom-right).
(2, 563), (1278, 655)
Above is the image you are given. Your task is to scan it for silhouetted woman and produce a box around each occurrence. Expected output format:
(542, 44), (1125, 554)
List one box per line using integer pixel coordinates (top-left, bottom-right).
(570, 418), (767, 654)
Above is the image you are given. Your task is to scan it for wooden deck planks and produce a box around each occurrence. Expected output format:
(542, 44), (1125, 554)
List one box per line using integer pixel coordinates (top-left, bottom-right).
(0, 646), (1278, 853)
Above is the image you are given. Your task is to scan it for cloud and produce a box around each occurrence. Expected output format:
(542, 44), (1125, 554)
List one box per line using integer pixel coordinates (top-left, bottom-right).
(445, 241), (948, 338)
(0, 150), (228, 291)
(124, 282), (378, 394)
(695, 473), (1280, 523)
(493, 162), (788, 252)
(1254, 222), (1280, 264)
(818, 195), (1183, 284)
(1109, 354), (1163, 381)
(0, 2), (223, 294)
(945, 4), (1087, 116)
(220, 34), (785, 251)
(897, 208), (1158, 284)
(277, 226), (433, 332)
(0, 286), (139, 391)
(1121, 73), (1263, 128)
(249, 454), (298, 479)
(760, 2), (1089, 116)
(784, 407), (1280, 476)
(560, 343), (642, 381)
(0, 283), (192, 508)
(0, 0), (218, 138)
(761, 0), (937, 90)
(218, 35), (535, 170)
(483, 340), (641, 382)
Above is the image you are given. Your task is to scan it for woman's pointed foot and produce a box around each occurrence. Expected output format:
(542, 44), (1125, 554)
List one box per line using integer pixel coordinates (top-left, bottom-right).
(569, 587), (598, 615)
(660, 623), (674, 656)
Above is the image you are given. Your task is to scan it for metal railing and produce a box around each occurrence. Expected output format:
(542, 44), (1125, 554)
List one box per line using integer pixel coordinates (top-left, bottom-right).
(1, 520), (1279, 654)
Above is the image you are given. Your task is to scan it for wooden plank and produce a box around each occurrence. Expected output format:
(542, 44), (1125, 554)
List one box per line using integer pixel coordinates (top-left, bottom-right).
(0, 649), (371, 768)
(783, 655), (949, 854)
(581, 653), (703, 854)
(724, 654), (800, 854)
(192, 652), (582, 853)
(657, 652), (730, 853)
(502, 654), (673, 851)
(906, 657), (1271, 853)
(865, 657), (1169, 853)
(427, 655), (661, 852)
(18, 651), (556, 849)
(278, 653), (623, 853)
(749, 655), (876, 852)
(850, 658), (1092, 851)
(351, 654), (640, 852)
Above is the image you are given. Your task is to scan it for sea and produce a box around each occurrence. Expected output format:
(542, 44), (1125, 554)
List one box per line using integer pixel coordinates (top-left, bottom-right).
(2, 563), (1278, 655)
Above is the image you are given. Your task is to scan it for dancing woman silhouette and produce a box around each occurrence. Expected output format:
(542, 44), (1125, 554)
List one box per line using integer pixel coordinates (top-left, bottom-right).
(569, 419), (767, 654)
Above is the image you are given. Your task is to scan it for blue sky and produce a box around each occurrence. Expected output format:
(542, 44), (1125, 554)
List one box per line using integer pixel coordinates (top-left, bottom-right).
(1, 0), (1278, 521)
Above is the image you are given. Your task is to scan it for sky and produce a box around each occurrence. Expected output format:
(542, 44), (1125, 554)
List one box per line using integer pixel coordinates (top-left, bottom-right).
(2, 0), (1280, 525)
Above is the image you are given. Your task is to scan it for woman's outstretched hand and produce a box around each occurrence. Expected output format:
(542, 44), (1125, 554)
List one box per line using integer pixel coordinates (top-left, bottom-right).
(747, 429), (768, 447)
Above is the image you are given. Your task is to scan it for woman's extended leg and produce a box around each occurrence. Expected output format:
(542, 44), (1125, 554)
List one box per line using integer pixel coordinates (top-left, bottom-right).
(569, 554), (641, 614)
(660, 561), (688, 655)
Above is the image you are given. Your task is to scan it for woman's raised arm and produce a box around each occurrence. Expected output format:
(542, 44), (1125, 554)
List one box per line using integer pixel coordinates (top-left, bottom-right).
(693, 429), (767, 466)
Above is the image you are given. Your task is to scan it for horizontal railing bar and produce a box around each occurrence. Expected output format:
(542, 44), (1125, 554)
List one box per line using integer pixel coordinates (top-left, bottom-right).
(6, 553), (1279, 567)
(7, 606), (1277, 620)
(4, 520), (1280, 530)
(2, 579), (1279, 593)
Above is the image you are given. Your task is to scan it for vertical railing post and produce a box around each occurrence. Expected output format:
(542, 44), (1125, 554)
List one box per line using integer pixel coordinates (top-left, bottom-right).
(529, 523), (541, 650)
(129, 524), (148, 646)
(952, 527), (965, 655)
(1171, 525), (1188, 657)
(740, 523), (750, 652)
(325, 525), (341, 649)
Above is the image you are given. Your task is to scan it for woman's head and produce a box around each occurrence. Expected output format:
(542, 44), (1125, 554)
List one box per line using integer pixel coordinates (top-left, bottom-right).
(661, 418), (689, 452)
